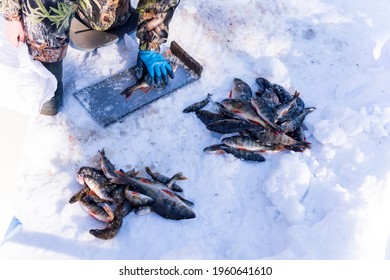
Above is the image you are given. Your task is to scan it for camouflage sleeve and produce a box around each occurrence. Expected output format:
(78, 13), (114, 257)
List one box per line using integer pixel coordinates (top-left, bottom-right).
(1, 0), (23, 21)
(136, 0), (180, 52)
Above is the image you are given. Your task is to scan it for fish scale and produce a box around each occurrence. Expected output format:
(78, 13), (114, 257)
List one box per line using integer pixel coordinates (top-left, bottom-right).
(222, 135), (284, 152)
(79, 195), (115, 223)
(83, 175), (116, 202)
(221, 98), (279, 134)
(230, 78), (253, 102)
(203, 144), (266, 162)
(250, 97), (281, 132)
(206, 118), (265, 134)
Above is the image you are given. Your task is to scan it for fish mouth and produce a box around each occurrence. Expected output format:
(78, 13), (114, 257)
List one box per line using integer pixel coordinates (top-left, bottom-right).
(76, 174), (85, 185)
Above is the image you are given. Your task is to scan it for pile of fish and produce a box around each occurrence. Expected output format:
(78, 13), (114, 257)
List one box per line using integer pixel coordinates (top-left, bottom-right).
(183, 77), (315, 162)
(69, 149), (195, 240)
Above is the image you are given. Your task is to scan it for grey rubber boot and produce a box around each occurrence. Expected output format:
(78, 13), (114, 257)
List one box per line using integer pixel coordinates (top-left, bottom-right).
(40, 61), (63, 116)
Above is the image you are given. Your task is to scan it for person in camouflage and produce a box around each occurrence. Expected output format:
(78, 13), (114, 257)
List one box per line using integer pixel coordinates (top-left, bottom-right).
(2, 0), (179, 115)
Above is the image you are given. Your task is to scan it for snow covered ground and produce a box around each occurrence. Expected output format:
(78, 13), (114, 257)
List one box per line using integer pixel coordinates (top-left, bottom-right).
(1, 0), (390, 260)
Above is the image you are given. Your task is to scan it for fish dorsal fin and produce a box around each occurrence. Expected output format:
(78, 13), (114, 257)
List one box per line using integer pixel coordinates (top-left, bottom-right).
(145, 166), (153, 176)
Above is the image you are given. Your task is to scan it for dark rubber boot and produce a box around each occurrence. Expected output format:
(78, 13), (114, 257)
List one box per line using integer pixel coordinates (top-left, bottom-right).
(40, 61), (63, 116)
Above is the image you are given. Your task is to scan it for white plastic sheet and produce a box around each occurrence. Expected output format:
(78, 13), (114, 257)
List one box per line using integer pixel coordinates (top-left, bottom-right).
(0, 106), (30, 244)
(0, 20), (56, 116)
(0, 19), (56, 243)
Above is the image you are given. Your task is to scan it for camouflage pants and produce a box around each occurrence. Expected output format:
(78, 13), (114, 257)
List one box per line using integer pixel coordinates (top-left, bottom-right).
(21, 0), (132, 62)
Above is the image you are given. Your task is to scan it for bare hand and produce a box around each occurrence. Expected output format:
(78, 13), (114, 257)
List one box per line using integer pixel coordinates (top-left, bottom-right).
(4, 20), (25, 47)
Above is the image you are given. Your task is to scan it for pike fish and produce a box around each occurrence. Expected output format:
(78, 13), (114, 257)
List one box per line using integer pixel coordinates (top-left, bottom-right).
(183, 93), (212, 113)
(111, 170), (196, 220)
(204, 144), (266, 162)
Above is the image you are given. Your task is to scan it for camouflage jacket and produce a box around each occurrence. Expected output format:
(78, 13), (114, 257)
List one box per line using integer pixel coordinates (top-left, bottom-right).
(1, 0), (180, 51)
(1, 0), (23, 21)
(136, 0), (179, 52)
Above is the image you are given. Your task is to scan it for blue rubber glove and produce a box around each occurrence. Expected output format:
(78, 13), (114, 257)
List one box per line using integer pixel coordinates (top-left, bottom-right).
(136, 50), (175, 87)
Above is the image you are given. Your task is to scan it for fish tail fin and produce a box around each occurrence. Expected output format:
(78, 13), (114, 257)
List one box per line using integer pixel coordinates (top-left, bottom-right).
(293, 90), (300, 98)
(120, 87), (135, 99)
(178, 175), (188, 181)
(303, 141), (312, 149)
(285, 141), (311, 152)
(89, 214), (122, 240)
(145, 166), (153, 176)
(125, 168), (139, 177)
(166, 172), (187, 189)
(203, 144), (225, 153)
(173, 172), (187, 181)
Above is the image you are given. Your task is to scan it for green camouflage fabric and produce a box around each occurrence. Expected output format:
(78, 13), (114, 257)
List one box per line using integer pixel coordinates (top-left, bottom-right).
(22, 0), (77, 62)
(136, 0), (179, 52)
(1, 0), (179, 62)
(1, 0), (23, 21)
(76, 0), (132, 31)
